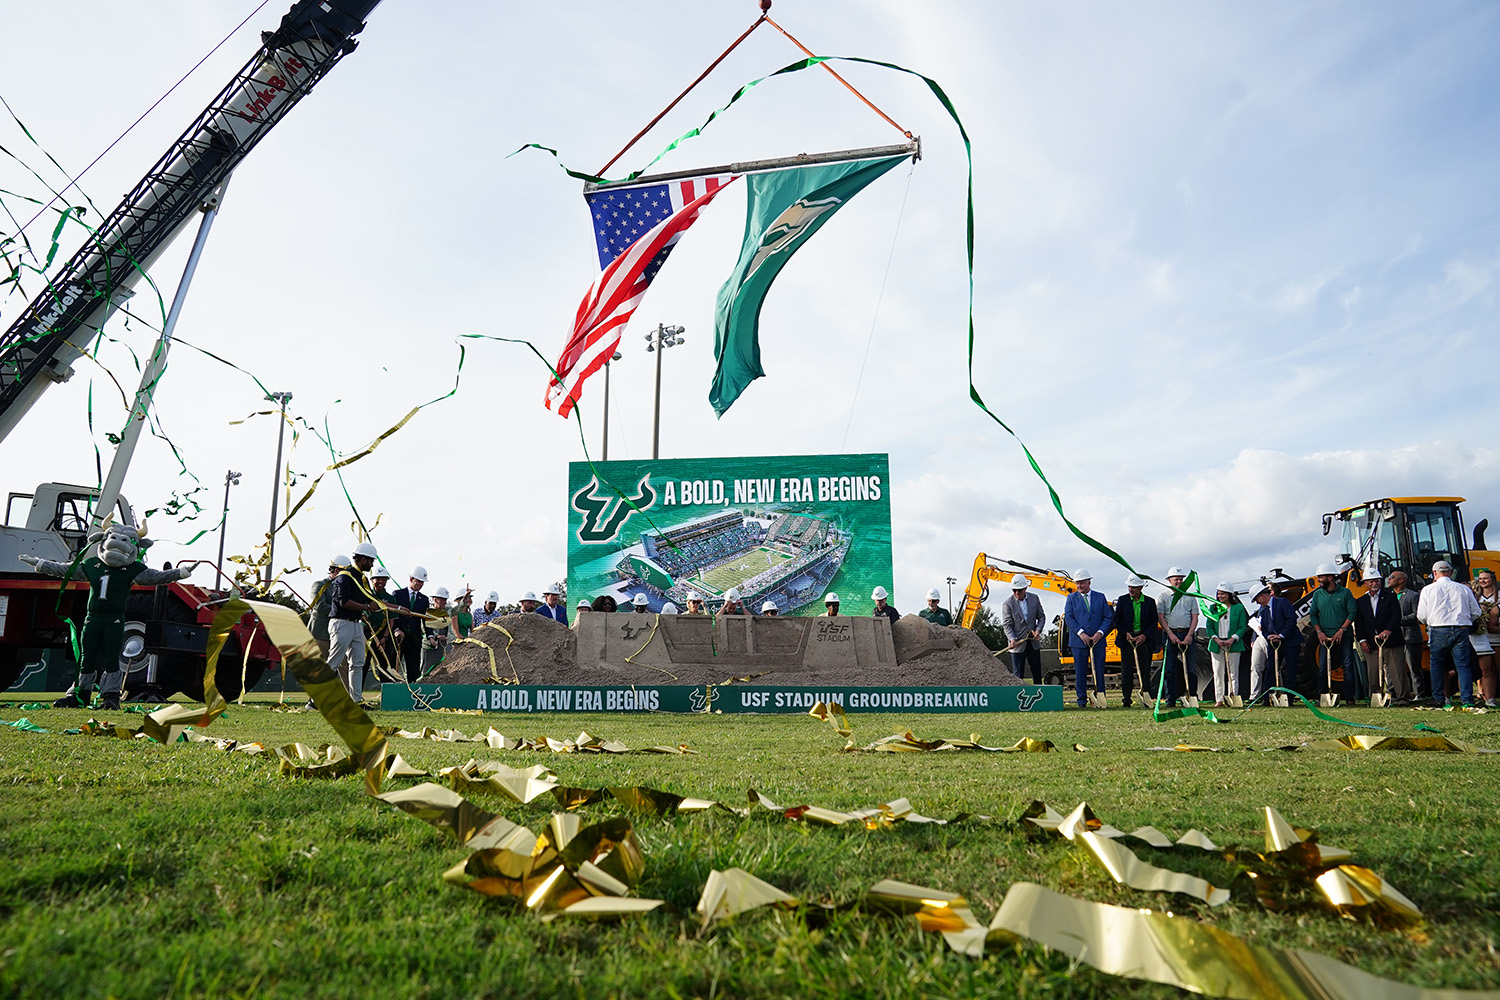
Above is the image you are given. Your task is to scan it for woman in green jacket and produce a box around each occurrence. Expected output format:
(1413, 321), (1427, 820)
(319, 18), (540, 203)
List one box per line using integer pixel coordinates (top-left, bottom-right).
(1205, 583), (1249, 706)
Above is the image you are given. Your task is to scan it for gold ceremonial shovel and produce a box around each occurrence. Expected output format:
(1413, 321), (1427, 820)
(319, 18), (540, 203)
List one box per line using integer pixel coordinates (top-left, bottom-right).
(1319, 639), (1340, 708)
(1178, 641), (1200, 708)
(1269, 640), (1289, 707)
(1370, 637), (1392, 707)
(1224, 641), (1244, 708)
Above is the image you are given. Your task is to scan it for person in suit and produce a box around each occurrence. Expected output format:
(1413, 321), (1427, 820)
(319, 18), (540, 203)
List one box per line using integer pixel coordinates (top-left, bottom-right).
(1001, 576), (1046, 684)
(1354, 566), (1407, 703)
(1248, 581), (1301, 702)
(1110, 575), (1157, 708)
(389, 566), (431, 682)
(1064, 568), (1112, 707)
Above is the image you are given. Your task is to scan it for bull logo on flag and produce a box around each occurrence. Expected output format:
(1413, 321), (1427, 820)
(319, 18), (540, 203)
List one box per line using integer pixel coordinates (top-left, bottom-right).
(571, 474), (656, 543)
(744, 196), (842, 280)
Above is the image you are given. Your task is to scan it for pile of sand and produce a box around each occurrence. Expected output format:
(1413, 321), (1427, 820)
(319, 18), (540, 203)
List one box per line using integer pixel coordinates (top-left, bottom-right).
(427, 613), (576, 685)
(426, 611), (1019, 688)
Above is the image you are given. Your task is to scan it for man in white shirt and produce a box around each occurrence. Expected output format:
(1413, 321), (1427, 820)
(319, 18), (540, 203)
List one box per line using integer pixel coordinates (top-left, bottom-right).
(1156, 567), (1199, 707)
(1416, 560), (1481, 707)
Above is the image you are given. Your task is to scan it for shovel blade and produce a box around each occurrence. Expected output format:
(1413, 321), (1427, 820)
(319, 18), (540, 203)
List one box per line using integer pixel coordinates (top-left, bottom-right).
(1319, 694), (1339, 708)
(1270, 694), (1290, 707)
(1370, 693), (1391, 708)
(1089, 691), (1108, 709)
(1226, 695), (1244, 708)
(1181, 696), (1199, 709)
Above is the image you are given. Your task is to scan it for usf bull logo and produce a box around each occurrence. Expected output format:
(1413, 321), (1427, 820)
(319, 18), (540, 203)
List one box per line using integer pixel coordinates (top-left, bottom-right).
(572, 474), (656, 543)
(1015, 688), (1045, 712)
(744, 196), (842, 281)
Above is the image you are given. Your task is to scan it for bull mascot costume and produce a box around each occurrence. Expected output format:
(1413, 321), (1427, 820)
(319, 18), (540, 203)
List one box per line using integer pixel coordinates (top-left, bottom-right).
(21, 522), (199, 710)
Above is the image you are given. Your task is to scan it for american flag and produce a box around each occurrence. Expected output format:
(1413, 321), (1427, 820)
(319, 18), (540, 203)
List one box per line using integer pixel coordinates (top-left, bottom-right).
(546, 175), (735, 418)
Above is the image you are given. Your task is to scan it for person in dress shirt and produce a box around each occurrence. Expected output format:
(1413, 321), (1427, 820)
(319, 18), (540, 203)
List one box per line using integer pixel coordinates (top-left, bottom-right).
(1354, 567), (1408, 703)
(1416, 560), (1481, 707)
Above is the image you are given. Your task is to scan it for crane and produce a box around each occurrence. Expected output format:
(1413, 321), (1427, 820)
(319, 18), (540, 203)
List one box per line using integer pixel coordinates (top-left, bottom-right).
(0, 0), (382, 699)
(0, 0), (382, 448)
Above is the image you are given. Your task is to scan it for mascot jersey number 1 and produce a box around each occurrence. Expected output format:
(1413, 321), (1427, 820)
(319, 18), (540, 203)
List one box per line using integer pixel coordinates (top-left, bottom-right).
(21, 523), (200, 710)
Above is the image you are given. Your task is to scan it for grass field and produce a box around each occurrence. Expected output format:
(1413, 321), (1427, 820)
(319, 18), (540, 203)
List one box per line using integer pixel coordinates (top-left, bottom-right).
(693, 547), (791, 596)
(2, 697), (1499, 999)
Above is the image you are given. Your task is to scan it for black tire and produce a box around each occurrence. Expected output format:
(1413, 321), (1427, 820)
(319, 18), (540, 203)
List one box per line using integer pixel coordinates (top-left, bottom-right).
(121, 590), (267, 700)
(0, 645), (21, 693)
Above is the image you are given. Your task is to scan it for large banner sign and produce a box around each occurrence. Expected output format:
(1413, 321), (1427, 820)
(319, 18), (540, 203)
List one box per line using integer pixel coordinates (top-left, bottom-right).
(567, 453), (892, 616)
(380, 683), (1063, 714)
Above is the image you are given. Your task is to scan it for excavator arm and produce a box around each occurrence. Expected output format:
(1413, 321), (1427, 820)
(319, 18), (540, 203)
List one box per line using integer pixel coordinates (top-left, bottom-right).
(957, 552), (1078, 630)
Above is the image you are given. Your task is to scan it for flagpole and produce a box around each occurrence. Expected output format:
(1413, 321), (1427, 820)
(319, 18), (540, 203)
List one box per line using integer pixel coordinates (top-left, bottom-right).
(583, 141), (920, 193)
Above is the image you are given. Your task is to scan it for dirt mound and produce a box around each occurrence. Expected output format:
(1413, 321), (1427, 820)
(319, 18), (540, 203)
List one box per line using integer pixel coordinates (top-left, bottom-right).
(427, 611), (1019, 689)
(426, 613), (576, 684)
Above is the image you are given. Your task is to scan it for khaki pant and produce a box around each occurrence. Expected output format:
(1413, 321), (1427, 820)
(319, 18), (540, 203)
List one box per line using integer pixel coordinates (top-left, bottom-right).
(1363, 643), (1410, 701)
(328, 618), (366, 699)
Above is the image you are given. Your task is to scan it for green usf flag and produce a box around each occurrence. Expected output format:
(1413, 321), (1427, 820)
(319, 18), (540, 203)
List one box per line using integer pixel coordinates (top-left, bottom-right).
(709, 154), (907, 416)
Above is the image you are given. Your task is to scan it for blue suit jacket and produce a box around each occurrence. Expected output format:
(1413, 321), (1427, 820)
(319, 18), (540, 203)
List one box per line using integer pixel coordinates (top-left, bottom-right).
(1259, 596), (1301, 645)
(1064, 590), (1111, 646)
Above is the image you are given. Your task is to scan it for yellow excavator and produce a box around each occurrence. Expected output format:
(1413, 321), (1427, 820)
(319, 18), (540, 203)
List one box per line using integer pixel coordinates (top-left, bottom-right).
(957, 554), (1160, 673)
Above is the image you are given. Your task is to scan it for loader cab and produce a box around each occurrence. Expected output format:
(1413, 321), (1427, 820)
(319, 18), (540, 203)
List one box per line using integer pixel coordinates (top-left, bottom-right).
(1328, 497), (1469, 586)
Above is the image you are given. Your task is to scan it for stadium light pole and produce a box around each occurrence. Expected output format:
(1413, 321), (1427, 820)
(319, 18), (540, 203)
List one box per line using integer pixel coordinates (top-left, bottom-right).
(946, 575), (958, 611)
(263, 391), (292, 590)
(215, 469), (241, 591)
(601, 351), (622, 461)
(645, 323), (684, 460)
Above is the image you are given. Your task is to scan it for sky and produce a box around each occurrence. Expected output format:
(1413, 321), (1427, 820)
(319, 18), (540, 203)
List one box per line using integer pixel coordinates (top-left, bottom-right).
(1, 0), (1497, 621)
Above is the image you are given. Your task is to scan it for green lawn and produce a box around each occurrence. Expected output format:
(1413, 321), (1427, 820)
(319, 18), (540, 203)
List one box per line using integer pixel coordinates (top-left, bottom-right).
(1, 698), (1498, 999)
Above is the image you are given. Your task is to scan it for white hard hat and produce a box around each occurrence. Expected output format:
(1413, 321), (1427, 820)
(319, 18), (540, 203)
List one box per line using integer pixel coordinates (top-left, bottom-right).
(1125, 575), (1145, 588)
(1010, 575), (1030, 590)
(1215, 581), (1235, 595)
(1165, 567), (1186, 579)
(687, 591), (703, 603)
(331, 554), (352, 568)
(486, 590), (499, 603)
(824, 592), (840, 604)
(872, 586), (889, 601)
(520, 590), (538, 602)
(1433, 560), (1454, 573)
(372, 565), (391, 579)
(1249, 581), (1272, 599)
(632, 593), (649, 606)
(578, 598), (591, 607)
(926, 587), (942, 601)
(1315, 563), (1338, 577)
(724, 587), (741, 601)
(1073, 568), (1091, 582)
(761, 600), (778, 613)
(352, 541), (379, 560)
(433, 586), (450, 600)
(1362, 566), (1383, 581)
(410, 566), (428, 582)
(542, 583), (561, 595)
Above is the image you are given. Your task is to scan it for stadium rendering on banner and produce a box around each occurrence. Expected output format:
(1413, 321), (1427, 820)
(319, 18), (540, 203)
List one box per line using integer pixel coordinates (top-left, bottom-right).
(567, 454), (892, 616)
